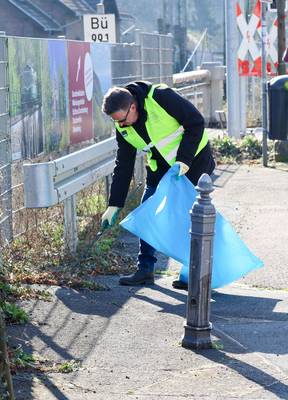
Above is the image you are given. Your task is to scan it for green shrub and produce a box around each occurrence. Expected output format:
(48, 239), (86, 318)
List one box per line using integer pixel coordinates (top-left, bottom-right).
(77, 194), (106, 216)
(211, 135), (263, 162)
(240, 135), (262, 159)
(10, 347), (35, 368)
(211, 136), (240, 159)
(1, 301), (29, 324)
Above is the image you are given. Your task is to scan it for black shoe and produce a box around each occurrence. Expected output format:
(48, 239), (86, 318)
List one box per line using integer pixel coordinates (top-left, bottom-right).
(172, 279), (188, 290)
(119, 270), (154, 286)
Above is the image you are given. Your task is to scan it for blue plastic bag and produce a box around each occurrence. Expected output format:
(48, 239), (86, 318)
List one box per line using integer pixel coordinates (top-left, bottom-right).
(120, 165), (263, 288)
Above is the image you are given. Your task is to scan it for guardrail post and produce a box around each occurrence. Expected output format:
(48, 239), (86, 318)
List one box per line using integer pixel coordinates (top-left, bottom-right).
(63, 195), (78, 255)
(182, 173), (216, 349)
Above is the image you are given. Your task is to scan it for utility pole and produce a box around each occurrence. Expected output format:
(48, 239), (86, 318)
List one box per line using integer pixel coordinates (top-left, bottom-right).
(177, 0), (187, 70)
(261, 1), (268, 167)
(225, 0), (241, 137)
(277, 0), (286, 75)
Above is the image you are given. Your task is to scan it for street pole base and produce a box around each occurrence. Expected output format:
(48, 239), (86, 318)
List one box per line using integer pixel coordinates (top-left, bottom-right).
(181, 323), (212, 350)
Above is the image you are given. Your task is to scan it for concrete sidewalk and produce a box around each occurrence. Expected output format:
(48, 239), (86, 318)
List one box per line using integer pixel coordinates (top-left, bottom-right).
(10, 164), (288, 400)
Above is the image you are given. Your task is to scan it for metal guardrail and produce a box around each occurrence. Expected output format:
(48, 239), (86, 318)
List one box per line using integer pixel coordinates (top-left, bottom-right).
(23, 136), (145, 254)
(23, 136), (117, 208)
(23, 136), (117, 253)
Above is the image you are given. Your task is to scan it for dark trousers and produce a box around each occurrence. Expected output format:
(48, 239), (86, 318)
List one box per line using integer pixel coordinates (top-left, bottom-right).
(137, 184), (157, 273)
(137, 145), (216, 273)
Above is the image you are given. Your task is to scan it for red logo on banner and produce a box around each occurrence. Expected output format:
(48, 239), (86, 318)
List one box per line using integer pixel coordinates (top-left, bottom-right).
(68, 42), (93, 144)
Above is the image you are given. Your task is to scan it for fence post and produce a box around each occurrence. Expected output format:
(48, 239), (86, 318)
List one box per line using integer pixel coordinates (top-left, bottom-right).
(182, 173), (216, 349)
(63, 195), (78, 255)
(158, 35), (163, 83)
(134, 29), (143, 80)
(0, 36), (13, 244)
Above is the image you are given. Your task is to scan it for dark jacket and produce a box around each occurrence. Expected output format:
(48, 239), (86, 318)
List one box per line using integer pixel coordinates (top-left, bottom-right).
(108, 81), (215, 207)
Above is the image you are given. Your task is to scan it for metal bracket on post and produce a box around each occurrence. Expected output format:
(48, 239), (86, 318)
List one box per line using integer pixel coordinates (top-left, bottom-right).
(63, 194), (78, 255)
(182, 173), (216, 350)
(96, 2), (105, 14)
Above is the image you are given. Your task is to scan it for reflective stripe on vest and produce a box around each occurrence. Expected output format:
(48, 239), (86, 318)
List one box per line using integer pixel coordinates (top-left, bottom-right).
(116, 84), (208, 171)
(155, 126), (184, 161)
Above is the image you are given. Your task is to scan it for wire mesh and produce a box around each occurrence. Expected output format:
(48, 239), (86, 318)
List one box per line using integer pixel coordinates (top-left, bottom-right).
(0, 32), (173, 249)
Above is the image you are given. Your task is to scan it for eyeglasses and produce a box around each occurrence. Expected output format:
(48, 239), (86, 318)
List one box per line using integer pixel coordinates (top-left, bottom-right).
(111, 103), (132, 124)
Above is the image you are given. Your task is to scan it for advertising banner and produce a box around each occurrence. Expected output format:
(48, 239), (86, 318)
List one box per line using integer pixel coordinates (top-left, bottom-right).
(8, 37), (112, 160)
(90, 43), (113, 141)
(68, 41), (93, 145)
(42, 40), (69, 153)
(8, 37), (44, 160)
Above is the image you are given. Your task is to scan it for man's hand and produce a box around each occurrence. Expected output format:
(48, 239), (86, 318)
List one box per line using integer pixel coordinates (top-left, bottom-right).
(175, 161), (189, 176)
(101, 206), (120, 228)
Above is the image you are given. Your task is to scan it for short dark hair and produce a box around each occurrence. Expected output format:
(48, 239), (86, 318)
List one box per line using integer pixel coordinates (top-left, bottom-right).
(102, 87), (134, 115)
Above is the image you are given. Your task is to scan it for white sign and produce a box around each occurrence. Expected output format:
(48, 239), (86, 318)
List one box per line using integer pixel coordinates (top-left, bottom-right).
(237, 1), (260, 62)
(83, 14), (116, 44)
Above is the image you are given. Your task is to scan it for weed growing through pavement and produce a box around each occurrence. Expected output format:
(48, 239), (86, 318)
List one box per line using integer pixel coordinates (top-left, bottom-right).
(57, 360), (81, 374)
(9, 346), (35, 370)
(8, 346), (81, 374)
(0, 302), (29, 324)
(211, 341), (224, 350)
(0, 281), (52, 301)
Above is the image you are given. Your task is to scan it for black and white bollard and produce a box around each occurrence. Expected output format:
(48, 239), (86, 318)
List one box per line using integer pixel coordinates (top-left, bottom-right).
(182, 173), (216, 349)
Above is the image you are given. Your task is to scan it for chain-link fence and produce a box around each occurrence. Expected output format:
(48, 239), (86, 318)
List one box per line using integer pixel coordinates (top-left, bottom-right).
(138, 32), (173, 86)
(111, 32), (173, 86)
(0, 31), (173, 248)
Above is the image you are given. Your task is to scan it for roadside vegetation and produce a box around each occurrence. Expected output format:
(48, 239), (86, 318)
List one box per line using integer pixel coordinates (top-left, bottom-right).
(0, 179), (142, 388)
(211, 134), (264, 164)
(0, 135), (265, 307)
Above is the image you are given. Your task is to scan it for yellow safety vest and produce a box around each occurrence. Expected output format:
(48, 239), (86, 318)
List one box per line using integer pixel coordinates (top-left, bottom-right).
(116, 84), (208, 171)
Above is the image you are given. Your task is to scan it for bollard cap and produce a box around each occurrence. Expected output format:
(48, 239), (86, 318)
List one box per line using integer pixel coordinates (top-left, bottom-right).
(195, 173), (214, 194)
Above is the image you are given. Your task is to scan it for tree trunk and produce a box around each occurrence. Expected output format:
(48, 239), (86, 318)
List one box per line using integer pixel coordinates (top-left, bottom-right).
(0, 310), (15, 400)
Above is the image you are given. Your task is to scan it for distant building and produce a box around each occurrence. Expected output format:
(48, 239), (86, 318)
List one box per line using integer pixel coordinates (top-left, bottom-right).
(0, 0), (120, 41)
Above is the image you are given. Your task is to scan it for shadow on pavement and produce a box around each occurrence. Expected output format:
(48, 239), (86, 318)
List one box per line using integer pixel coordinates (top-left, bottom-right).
(212, 164), (241, 188)
(129, 281), (288, 398)
(10, 277), (288, 399)
(195, 348), (288, 399)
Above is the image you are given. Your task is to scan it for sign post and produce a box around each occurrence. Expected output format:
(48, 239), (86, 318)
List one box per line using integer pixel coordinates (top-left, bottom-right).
(83, 14), (116, 43)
